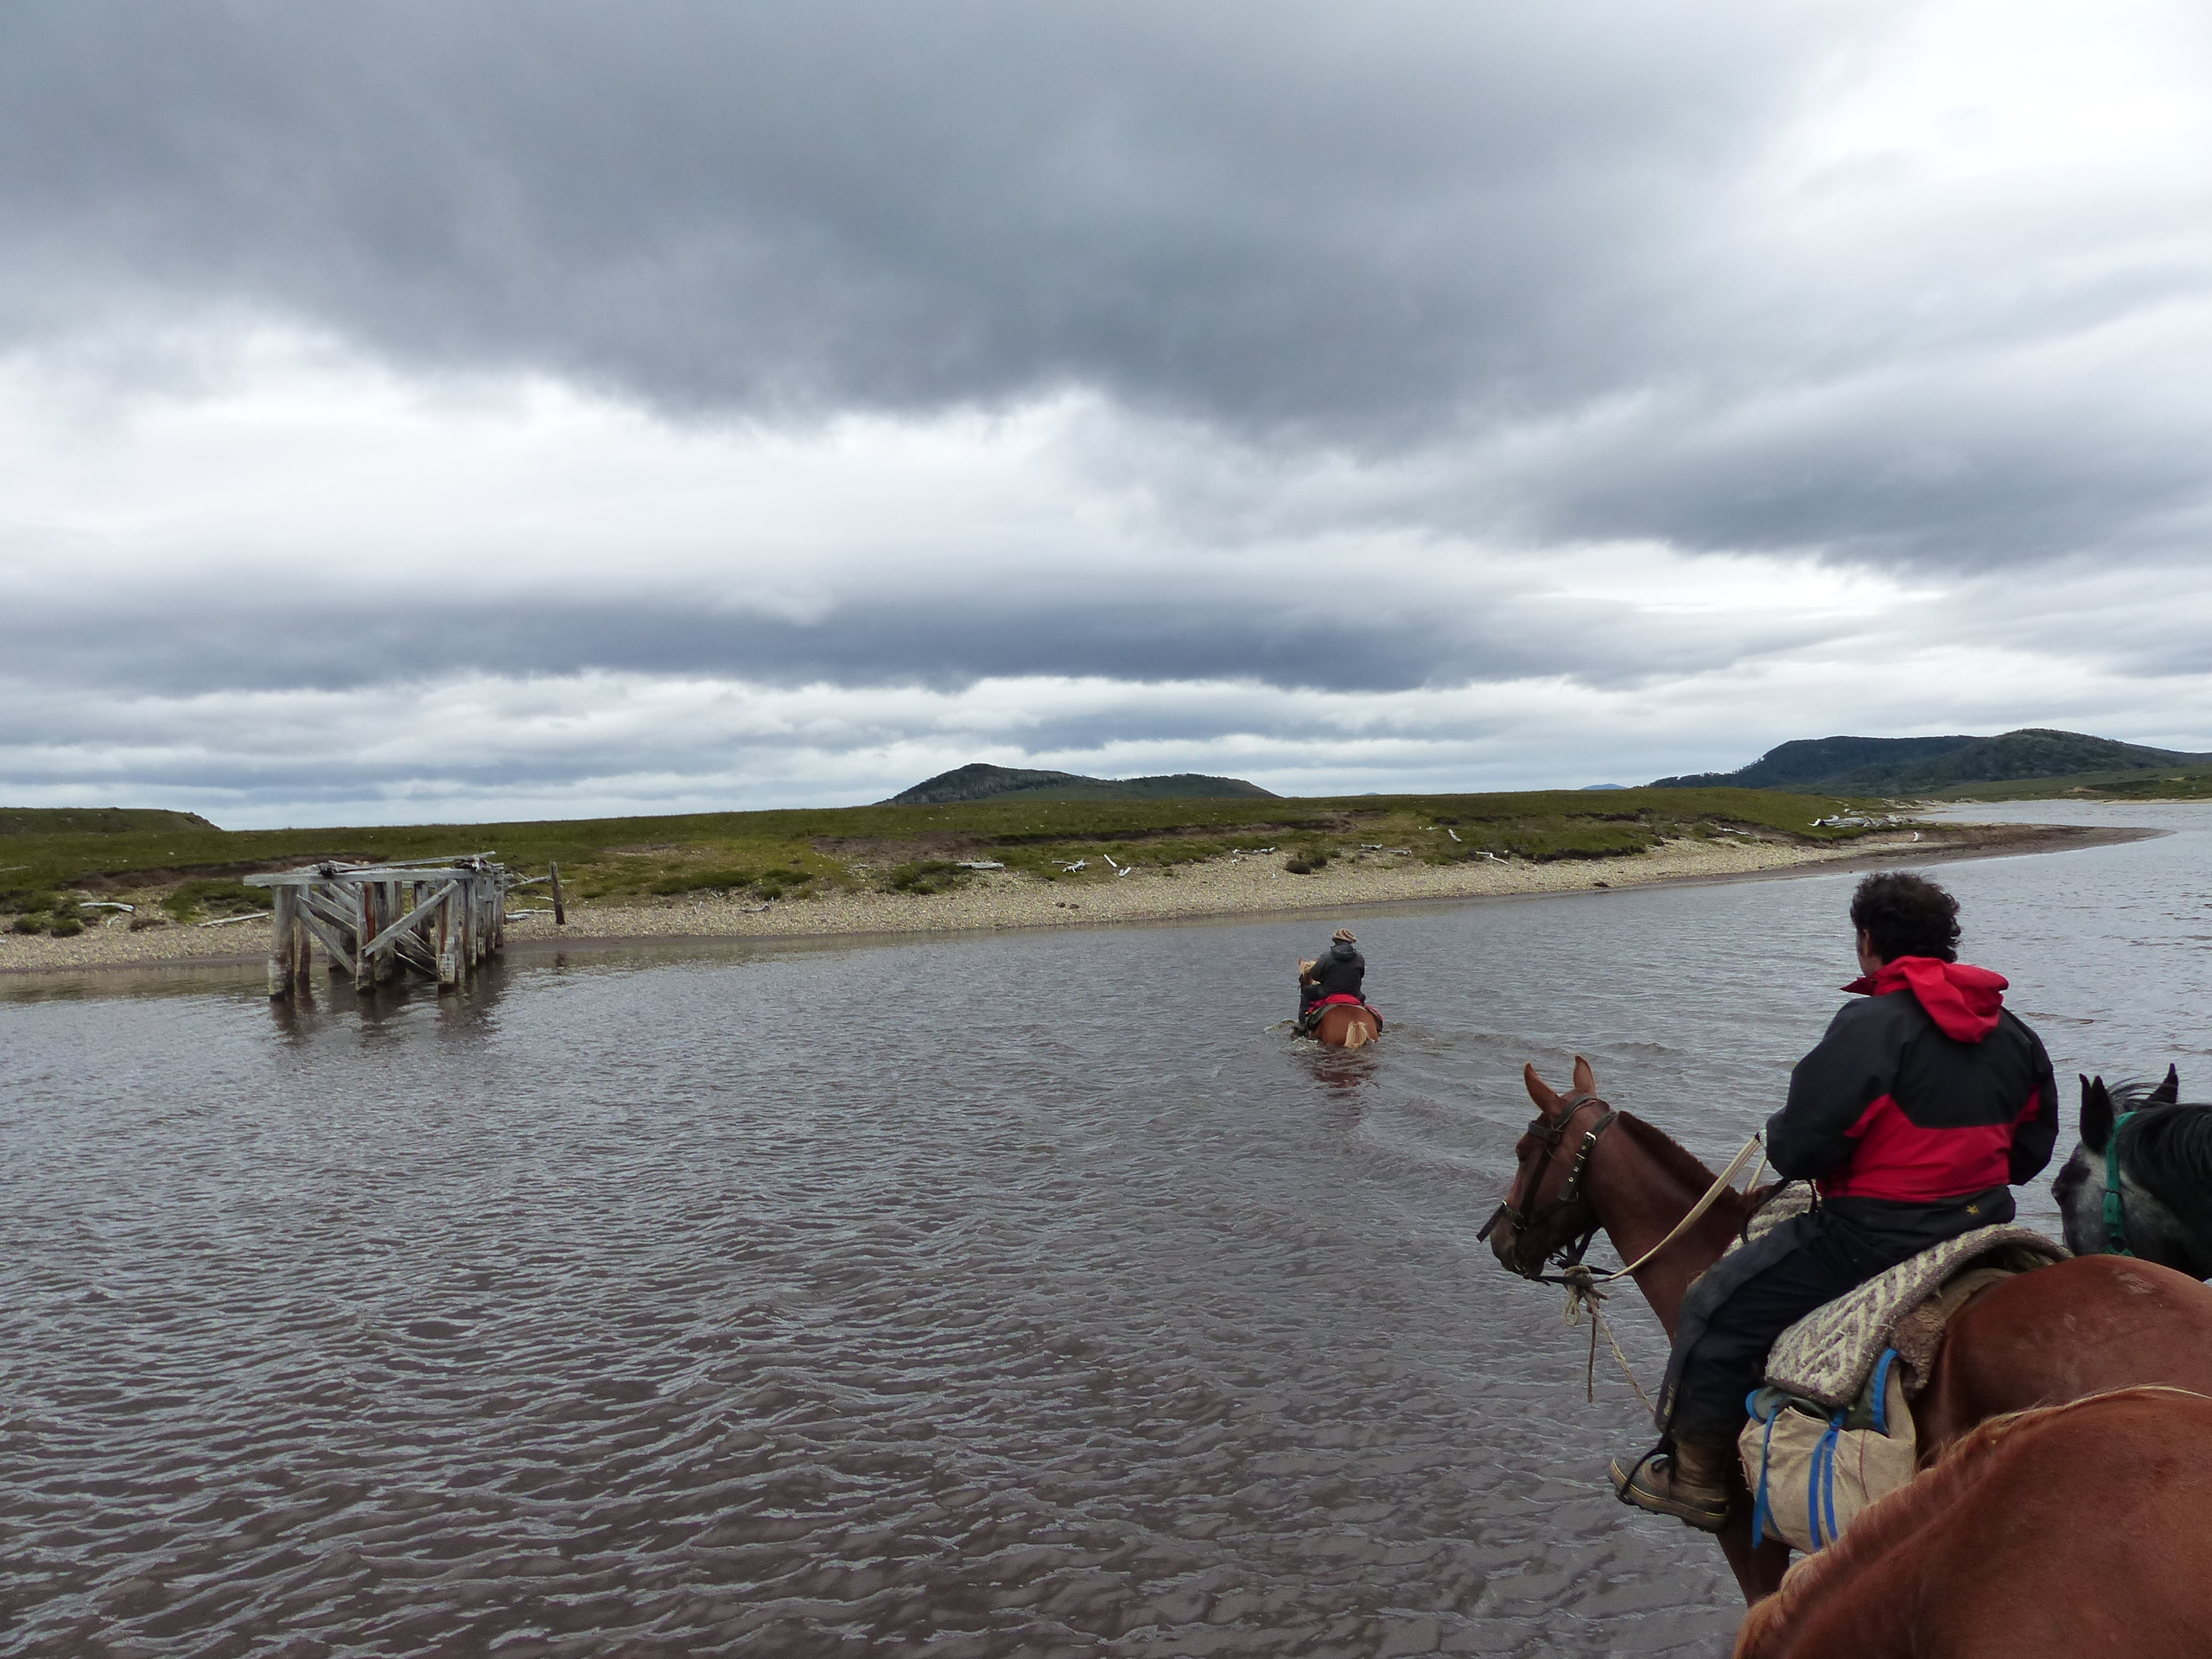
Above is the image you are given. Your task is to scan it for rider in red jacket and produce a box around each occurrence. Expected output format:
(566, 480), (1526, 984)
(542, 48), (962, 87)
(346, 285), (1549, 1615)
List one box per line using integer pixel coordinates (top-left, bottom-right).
(1615, 871), (2057, 1530)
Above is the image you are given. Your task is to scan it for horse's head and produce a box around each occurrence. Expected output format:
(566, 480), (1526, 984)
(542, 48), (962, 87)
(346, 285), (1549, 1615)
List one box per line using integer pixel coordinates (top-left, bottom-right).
(2055, 1066), (2211, 1269)
(2054, 1072), (2119, 1255)
(1484, 1054), (1616, 1281)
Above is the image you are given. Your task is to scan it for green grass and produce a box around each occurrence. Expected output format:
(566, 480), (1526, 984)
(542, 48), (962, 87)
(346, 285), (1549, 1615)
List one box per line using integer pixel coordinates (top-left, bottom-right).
(1923, 766), (2212, 802)
(0, 807), (218, 837)
(0, 785), (1891, 912)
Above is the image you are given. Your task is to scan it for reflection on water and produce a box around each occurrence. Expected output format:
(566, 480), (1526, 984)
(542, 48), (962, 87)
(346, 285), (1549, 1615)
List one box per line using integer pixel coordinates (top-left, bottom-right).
(5, 805), (2209, 1656)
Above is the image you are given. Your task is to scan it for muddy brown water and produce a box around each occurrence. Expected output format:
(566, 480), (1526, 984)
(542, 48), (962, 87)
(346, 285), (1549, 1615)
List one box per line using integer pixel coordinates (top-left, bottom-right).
(6, 803), (2209, 1656)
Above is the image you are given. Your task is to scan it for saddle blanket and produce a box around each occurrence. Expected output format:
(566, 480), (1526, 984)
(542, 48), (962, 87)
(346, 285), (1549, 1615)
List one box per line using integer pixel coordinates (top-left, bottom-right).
(1764, 1224), (2070, 1408)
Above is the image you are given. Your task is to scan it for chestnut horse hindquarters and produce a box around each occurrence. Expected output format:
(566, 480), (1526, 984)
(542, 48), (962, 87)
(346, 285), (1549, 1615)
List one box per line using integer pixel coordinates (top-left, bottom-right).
(1739, 1354), (1916, 1554)
(1733, 1387), (2212, 1659)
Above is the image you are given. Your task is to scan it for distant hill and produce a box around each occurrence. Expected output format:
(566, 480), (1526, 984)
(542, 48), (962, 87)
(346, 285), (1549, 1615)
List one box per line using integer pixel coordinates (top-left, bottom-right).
(882, 763), (1276, 806)
(0, 807), (220, 836)
(1652, 728), (2212, 795)
(1651, 735), (1980, 790)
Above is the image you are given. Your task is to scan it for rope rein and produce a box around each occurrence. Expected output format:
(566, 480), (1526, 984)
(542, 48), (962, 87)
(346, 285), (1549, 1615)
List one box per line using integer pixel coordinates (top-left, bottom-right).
(1541, 1126), (1768, 1405)
(1559, 1266), (1654, 1409)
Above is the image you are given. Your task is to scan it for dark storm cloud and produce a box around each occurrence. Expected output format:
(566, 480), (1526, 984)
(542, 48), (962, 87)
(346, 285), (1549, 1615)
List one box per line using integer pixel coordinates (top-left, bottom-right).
(7, 0), (2204, 592)
(0, 2), (1858, 437)
(4, 579), (1768, 701)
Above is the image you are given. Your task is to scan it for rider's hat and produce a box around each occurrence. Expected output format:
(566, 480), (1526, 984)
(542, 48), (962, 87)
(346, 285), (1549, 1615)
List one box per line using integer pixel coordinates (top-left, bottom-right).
(1332, 928), (1357, 943)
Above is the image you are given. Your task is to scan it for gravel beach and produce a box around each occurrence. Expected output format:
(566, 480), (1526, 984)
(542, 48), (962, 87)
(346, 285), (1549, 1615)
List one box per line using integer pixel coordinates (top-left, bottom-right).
(0, 821), (2135, 979)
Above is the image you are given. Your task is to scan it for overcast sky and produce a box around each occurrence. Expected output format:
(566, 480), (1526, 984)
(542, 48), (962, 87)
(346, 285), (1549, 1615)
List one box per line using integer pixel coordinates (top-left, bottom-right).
(7, 0), (2212, 825)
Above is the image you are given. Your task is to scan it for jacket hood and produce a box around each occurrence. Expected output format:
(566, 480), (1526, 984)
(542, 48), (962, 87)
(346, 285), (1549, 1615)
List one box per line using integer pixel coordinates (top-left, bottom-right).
(1328, 940), (1358, 960)
(1845, 956), (2007, 1043)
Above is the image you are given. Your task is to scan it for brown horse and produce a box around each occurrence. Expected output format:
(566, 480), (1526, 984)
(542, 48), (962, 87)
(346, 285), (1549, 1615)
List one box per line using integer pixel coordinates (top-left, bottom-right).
(1312, 1002), (1381, 1048)
(1733, 1386), (2212, 1656)
(1296, 957), (1381, 1047)
(1488, 1056), (2212, 1603)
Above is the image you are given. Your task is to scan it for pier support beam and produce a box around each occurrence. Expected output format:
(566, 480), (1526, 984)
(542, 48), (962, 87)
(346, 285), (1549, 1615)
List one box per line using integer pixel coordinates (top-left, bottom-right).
(267, 887), (299, 997)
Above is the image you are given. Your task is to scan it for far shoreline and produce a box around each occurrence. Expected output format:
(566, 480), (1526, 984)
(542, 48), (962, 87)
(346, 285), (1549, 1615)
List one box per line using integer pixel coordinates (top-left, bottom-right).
(0, 819), (2158, 982)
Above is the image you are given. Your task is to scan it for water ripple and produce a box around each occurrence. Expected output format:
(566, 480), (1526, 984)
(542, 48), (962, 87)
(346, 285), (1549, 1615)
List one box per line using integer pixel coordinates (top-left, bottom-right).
(8, 808), (2205, 1654)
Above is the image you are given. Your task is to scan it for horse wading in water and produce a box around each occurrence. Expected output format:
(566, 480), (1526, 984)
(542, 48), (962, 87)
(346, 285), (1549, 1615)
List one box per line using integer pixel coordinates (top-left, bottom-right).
(1488, 1053), (2212, 1603)
(1298, 926), (1382, 1048)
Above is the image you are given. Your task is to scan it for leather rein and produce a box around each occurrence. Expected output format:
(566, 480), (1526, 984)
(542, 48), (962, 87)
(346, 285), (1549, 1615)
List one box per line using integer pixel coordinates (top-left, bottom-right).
(1478, 1094), (1769, 1287)
(1477, 1092), (1618, 1281)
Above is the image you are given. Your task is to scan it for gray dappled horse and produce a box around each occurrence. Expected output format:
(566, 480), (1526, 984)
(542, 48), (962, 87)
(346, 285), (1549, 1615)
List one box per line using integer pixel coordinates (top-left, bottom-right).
(2052, 1065), (2212, 1278)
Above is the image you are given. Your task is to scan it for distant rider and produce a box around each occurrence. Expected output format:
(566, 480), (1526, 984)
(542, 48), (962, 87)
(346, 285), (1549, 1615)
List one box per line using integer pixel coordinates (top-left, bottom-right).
(1299, 928), (1366, 1031)
(1614, 870), (2058, 1530)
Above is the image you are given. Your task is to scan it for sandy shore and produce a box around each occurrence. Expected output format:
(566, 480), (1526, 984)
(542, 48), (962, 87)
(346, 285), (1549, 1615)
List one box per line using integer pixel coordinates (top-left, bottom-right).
(0, 821), (2148, 979)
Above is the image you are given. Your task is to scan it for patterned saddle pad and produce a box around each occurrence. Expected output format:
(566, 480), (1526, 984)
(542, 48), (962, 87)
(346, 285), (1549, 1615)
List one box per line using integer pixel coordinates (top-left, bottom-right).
(1763, 1223), (2070, 1408)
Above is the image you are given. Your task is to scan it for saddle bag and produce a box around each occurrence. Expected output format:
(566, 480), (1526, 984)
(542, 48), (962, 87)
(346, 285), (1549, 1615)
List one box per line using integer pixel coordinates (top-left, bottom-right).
(1738, 1348), (1916, 1553)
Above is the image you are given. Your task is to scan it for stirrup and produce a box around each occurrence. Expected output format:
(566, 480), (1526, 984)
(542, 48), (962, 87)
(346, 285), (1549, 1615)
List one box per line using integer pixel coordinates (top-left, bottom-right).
(1610, 1445), (1729, 1534)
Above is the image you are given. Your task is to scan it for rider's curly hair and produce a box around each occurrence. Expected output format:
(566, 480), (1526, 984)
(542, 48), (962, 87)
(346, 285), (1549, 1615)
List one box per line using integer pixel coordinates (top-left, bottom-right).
(1849, 870), (1961, 963)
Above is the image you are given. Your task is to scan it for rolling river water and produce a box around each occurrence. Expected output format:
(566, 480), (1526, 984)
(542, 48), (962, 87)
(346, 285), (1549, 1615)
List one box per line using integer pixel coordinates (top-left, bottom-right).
(6, 802), (2210, 1657)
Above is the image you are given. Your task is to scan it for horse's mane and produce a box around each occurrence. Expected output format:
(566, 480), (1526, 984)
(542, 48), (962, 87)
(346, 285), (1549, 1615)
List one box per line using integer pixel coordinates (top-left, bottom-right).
(2120, 1101), (2212, 1241)
(1735, 1388), (2212, 1656)
(2107, 1077), (2172, 1112)
(1614, 1111), (1744, 1216)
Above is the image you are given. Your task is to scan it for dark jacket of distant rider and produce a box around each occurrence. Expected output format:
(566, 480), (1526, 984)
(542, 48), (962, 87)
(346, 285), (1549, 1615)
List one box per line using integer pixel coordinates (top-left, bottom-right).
(1305, 937), (1365, 1001)
(1770, 951), (2058, 1247)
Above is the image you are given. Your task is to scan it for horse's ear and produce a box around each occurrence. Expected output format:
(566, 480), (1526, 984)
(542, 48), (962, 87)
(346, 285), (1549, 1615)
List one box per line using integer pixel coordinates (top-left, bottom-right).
(2082, 1075), (2114, 1154)
(1524, 1062), (1565, 1118)
(1572, 1054), (1598, 1097)
(2153, 1064), (2180, 1106)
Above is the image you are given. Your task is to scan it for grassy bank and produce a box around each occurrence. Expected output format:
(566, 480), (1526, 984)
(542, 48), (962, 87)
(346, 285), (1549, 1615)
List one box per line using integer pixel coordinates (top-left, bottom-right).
(1926, 766), (2212, 802)
(0, 786), (1886, 936)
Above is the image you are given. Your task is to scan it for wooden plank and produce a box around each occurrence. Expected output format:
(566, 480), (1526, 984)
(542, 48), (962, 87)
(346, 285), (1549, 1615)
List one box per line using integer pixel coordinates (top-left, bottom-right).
(295, 906), (357, 975)
(358, 880), (461, 961)
(248, 868), (483, 887)
(550, 861), (566, 925)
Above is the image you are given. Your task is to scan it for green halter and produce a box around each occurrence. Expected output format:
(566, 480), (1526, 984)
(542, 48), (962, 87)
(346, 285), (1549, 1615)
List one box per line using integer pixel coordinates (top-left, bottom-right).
(2104, 1109), (2138, 1257)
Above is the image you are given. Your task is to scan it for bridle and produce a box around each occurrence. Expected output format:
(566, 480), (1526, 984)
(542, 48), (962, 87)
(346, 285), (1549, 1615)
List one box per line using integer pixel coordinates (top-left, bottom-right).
(1478, 1091), (1618, 1281)
(2105, 1109), (2139, 1257)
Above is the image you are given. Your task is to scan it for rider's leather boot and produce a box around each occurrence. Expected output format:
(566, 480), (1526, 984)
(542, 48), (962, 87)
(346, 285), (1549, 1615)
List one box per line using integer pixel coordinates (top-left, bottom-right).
(1610, 1439), (1732, 1533)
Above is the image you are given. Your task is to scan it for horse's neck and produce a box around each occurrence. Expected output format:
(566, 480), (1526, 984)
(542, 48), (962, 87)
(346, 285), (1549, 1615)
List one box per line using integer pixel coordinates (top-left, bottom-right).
(1590, 1132), (1744, 1339)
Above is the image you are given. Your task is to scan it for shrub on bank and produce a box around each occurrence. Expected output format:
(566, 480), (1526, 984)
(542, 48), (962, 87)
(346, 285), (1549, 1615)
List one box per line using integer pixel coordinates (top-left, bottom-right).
(162, 879), (275, 923)
(878, 861), (968, 895)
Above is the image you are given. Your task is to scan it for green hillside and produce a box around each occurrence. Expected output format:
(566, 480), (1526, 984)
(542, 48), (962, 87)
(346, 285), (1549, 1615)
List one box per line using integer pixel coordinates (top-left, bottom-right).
(881, 763), (1276, 805)
(1653, 735), (1977, 791)
(1656, 728), (2212, 795)
(0, 807), (220, 836)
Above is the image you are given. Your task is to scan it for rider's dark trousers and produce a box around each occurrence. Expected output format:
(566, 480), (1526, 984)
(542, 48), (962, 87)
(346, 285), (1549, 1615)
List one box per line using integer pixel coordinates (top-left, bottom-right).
(1656, 1192), (2005, 1444)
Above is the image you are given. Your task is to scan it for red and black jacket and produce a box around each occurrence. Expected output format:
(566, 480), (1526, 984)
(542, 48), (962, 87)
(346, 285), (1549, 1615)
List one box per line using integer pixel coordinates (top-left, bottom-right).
(1767, 957), (2057, 1213)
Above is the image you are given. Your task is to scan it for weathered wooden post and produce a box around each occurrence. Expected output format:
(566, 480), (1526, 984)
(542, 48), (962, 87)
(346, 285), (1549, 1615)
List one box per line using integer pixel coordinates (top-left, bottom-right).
(437, 883), (461, 988)
(550, 861), (566, 925)
(267, 887), (298, 997)
(364, 885), (379, 988)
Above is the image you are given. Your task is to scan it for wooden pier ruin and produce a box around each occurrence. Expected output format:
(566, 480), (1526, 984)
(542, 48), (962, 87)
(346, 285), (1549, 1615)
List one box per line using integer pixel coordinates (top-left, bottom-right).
(245, 855), (563, 998)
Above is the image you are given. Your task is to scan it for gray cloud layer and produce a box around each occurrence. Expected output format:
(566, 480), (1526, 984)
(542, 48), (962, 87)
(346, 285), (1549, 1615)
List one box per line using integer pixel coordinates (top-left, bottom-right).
(9, 2), (2212, 816)
(1, 4), (1830, 426)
